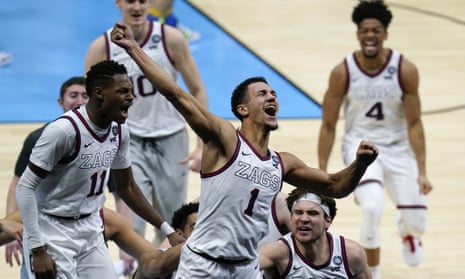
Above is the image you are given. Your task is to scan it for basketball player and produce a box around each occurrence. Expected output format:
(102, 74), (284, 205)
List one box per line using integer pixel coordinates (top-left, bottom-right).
(84, 0), (208, 246)
(4, 77), (88, 272)
(318, 1), (432, 278)
(16, 60), (182, 279)
(111, 21), (378, 278)
(259, 188), (371, 279)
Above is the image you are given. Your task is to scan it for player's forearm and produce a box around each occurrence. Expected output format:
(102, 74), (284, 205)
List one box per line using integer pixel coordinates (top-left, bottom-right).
(140, 244), (182, 278)
(329, 160), (369, 198)
(119, 183), (165, 228)
(16, 167), (45, 249)
(318, 125), (336, 171)
(6, 176), (19, 214)
(127, 46), (180, 101)
(409, 121), (427, 175)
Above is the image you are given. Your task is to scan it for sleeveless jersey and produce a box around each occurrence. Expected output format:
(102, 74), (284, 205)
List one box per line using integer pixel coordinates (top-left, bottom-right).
(29, 106), (130, 217)
(344, 49), (407, 146)
(186, 130), (283, 261)
(259, 195), (287, 246)
(105, 21), (183, 138)
(280, 232), (353, 279)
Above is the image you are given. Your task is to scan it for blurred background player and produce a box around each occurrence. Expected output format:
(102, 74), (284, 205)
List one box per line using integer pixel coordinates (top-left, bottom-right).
(147, 0), (201, 43)
(318, 1), (432, 278)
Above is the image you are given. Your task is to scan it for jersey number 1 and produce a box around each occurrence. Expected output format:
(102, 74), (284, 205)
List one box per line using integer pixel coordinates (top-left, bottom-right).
(244, 189), (260, 216)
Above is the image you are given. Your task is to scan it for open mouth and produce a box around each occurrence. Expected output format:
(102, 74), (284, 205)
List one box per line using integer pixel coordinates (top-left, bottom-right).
(264, 105), (277, 116)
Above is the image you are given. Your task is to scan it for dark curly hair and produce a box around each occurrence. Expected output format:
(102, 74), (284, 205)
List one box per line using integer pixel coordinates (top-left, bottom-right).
(230, 76), (268, 121)
(286, 188), (337, 220)
(352, 0), (393, 29)
(171, 202), (199, 230)
(85, 60), (127, 97)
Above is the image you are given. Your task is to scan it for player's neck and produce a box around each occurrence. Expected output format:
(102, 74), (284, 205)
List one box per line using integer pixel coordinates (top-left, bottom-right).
(356, 48), (389, 73)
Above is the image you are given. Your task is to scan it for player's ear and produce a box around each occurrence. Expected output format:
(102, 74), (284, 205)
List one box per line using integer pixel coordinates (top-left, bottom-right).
(237, 104), (248, 118)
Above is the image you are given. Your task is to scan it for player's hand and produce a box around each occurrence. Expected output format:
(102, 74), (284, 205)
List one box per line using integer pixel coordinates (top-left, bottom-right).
(5, 241), (22, 267)
(180, 146), (202, 173)
(110, 22), (137, 51)
(355, 140), (378, 167)
(167, 232), (186, 246)
(418, 175), (433, 195)
(31, 246), (57, 279)
(0, 219), (22, 244)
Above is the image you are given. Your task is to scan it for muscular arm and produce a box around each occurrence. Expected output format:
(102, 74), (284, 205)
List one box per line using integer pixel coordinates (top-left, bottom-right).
(281, 140), (377, 198)
(102, 207), (153, 260)
(135, 244), (182, 279)
(111, 22), (237, 173)
(165, 25), (209, 171)
(318, 62), (347, 171)
(345, 238), (372, 279)
(259, 240), (289, 278)
(84, 35), (107, 74)
(111, 167), (184, 245)
(400, 58), (432, 194)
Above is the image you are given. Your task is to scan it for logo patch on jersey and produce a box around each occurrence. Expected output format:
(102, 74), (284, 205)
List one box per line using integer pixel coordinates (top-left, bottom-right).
(241, 151), (252, 156)
(272, 155), (280, 169)
(333, 255), (343, 266)
(112, 125), (118, 136)
(151, 34), (161, 44)
(387, 66), (397, 74)
(384, 66), (397, 79)
(84, 142), (93, 148)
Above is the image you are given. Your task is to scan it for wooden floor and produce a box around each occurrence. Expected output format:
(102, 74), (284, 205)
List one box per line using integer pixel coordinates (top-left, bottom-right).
(1, 0), (465, 278)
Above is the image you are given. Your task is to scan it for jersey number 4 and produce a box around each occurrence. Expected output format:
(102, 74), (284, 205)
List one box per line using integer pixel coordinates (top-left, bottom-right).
(365, 102), (384, 120)
(86, 170), (107, 197)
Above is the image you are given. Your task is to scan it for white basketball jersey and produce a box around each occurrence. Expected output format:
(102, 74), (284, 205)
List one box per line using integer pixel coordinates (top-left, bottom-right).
(106, 21), (184, 137)
(344, 49), (408, 146)
(186, 131), (283, 261)
(280, 232), (352, 278)
(29, 106), (130, 217)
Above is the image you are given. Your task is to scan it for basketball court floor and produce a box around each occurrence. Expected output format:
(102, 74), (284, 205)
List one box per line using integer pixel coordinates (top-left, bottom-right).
(1, 1), (465, 278)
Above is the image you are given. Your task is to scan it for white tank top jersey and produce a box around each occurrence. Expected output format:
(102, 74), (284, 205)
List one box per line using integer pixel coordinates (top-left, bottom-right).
(186, 130), (283, 261)
(259, 195), (288, 246)
(280, 232), (352, 278)
(29, 106), (131, 217)
(105, 21), (184, 138)
(343, 49), (408, 146)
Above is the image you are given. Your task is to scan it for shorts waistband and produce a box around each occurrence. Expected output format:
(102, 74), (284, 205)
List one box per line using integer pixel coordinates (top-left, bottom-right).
(186, 244), (251, 265)
(45, 213), (92, 220)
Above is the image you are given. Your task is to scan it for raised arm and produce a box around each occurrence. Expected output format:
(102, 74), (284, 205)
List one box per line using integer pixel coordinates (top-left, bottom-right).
(282, 140), (378, 198)
(110, 22), (238, 173)
(164, 24), (208, 171)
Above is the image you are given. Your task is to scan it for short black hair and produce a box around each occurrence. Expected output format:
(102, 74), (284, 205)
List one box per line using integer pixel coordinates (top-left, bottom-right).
(230, 76), (268, 121)
(286, 188), (337, 220)
(59, 76), (85, 99)
(85, 60), (127, 97)
(352, 0), (393, 29)
(171, 202), (199, 230)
